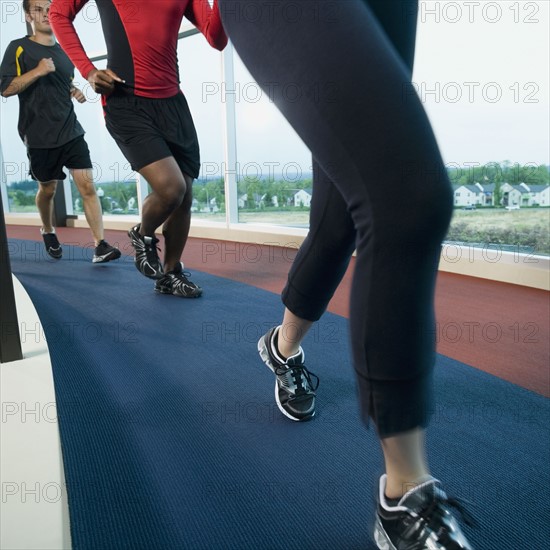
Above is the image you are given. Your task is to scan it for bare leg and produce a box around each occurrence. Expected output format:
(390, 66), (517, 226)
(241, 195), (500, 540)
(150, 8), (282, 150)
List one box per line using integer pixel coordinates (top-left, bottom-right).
(380, 428), (430, 498)
(71, 169), (103, 245)
(277, 309), (313, 358)
(162, 173), (193, 272)
(138, 157), (186, 239)
(35, 180), (57, 233)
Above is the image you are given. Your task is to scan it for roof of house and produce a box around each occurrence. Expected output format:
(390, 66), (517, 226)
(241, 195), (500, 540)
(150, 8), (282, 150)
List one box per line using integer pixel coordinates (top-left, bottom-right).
(453, 184), (480, 193)
(526, 184), (549, 193)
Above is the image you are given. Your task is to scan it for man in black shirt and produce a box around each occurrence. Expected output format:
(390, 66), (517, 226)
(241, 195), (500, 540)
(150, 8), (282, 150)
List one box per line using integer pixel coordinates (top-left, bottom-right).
(0, 0), (120, 263)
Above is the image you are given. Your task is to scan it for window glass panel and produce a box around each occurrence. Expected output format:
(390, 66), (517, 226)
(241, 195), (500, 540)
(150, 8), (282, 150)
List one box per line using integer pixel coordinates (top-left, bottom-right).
(1, 12), (37, 213)
(232, 51), (311, 227)
(70, 60), (138, 216)
(178, 33), (225, 221)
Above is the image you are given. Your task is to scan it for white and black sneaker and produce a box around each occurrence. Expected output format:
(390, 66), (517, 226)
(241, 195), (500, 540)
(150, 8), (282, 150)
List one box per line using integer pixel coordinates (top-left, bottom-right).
(127, 224), (164, 279)
(374, 474), (475, 550)
(40, 228), (62, 259)
(92, 240), (121, 263)
(154, 262), (202, 298)
(258, 326), (319, 421)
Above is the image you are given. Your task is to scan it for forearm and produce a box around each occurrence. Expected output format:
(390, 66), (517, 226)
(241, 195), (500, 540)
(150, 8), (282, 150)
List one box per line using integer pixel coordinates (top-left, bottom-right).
(1, 68), (43, 97)
(205, 0), (228, 50)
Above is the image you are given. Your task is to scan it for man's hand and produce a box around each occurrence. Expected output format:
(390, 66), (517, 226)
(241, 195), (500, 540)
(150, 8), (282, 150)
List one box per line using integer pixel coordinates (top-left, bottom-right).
(36, 58), (55, 77)
(87, 68), (124, 95)
(71, 86), (86, 103)
(1, 58), (55, 97)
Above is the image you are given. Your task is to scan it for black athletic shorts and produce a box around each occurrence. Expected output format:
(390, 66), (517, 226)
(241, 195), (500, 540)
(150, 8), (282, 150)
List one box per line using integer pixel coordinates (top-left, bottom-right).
(27, 135), (92, 182)
(103, 91), (200, 179)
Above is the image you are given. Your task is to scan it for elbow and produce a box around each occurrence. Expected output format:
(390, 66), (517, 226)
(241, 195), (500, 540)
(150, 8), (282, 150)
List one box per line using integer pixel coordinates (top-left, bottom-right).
(213, 35), (228, 51)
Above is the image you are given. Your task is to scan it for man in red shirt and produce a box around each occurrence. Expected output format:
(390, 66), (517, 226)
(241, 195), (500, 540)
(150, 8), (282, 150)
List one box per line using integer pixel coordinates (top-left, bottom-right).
(50, 0), (227, 297)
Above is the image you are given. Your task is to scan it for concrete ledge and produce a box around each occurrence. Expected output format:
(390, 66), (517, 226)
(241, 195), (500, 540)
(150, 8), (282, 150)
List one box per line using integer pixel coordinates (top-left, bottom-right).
(4, 214), (43, 227)
(439, 244), (549, 291)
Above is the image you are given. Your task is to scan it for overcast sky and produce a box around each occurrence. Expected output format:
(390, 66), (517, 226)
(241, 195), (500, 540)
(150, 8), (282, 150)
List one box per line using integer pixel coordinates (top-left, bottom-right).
(1, 1), (548, 183)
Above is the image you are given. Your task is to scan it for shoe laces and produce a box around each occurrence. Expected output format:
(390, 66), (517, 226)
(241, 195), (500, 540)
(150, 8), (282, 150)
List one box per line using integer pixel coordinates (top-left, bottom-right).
(169, 266), (199, 289)
(174, 271), (196, 285)
(420, 492), (478, 533)
(144, 236), (162, 257)
(275, 363), (320, 400)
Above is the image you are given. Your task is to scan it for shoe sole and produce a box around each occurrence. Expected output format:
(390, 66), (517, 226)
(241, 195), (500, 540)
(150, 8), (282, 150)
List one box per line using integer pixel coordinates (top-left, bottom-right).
(257, 334), (315, 423)
(92, 250), (122, 263)
(45, 247), (62, 259)
(154, 286), (202, 298)
(373, 517), (396, 550)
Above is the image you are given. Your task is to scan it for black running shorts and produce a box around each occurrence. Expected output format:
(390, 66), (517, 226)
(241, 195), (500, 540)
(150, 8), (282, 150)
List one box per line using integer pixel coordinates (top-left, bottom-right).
(103, 92), (200, 179)
(27, 135), (92, 182)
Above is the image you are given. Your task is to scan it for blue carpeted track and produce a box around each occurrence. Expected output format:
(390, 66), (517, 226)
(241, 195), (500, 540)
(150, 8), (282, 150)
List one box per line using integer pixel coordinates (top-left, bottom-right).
(9, 239), (550, 549)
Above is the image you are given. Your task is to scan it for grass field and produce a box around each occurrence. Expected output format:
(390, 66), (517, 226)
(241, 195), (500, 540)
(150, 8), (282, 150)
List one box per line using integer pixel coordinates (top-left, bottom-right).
(447, 208), (549, 255)
(451, 208), (549, 229)
(194, 207), (550, 255)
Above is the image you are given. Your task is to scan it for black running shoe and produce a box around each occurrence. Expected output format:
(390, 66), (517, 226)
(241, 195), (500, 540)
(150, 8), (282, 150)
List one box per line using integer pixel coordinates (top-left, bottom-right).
(374, 475), (475, 550)
(257, 326), (319, 421)
(92, 240), (121, 263)
(154, 262), (202, 298)
(41, 229), (62, 259)
(127, 224), (164, 279)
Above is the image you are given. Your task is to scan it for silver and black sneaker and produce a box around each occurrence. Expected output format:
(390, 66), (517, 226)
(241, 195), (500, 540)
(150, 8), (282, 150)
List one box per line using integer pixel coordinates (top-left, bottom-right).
(374, 474), (475, 550)
(127, 224), (164, 279)
(92, 240), (121, 263)
(154, 262), (202, 298)
(40, 228), (62, 259)
(258, 326), (319, 421)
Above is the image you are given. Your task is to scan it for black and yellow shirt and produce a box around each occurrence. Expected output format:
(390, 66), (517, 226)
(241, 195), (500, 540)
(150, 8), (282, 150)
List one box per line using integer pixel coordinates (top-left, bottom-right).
(0, 36), (84, 148)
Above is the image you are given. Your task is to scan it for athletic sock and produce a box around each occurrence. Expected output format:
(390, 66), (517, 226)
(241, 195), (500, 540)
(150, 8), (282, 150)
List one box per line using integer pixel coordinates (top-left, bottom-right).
(384, 494), (401, 507)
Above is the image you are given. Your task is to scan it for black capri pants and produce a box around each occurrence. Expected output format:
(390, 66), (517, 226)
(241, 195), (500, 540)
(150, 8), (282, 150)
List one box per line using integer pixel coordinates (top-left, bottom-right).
(219, 0), (454, 437)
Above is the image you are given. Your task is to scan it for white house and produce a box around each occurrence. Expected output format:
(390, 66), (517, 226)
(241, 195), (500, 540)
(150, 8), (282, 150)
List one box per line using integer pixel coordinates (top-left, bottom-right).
(477, 183), (496, 206)
(238, 192), (272, 208)
(453, 184), (484, 207)
(456, 182), (550, 207)
(238, 194), (247, 208)
(519, 184), (550, 206)
(531, 185), (550, 206)
(293, 188), (312, 208)
(500, 183), (522, 207)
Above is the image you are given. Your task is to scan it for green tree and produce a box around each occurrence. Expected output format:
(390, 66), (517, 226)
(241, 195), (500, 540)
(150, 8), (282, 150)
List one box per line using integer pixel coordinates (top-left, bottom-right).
(8, 180), (37, 193)
(245, 178), (262, 209)
(493, 181), (502, 207)
(11, 190), (35, 207)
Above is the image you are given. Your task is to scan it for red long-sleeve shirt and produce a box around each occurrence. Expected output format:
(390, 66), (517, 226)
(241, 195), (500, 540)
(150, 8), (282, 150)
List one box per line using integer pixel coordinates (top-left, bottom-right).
(49, 0), (227, 98)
